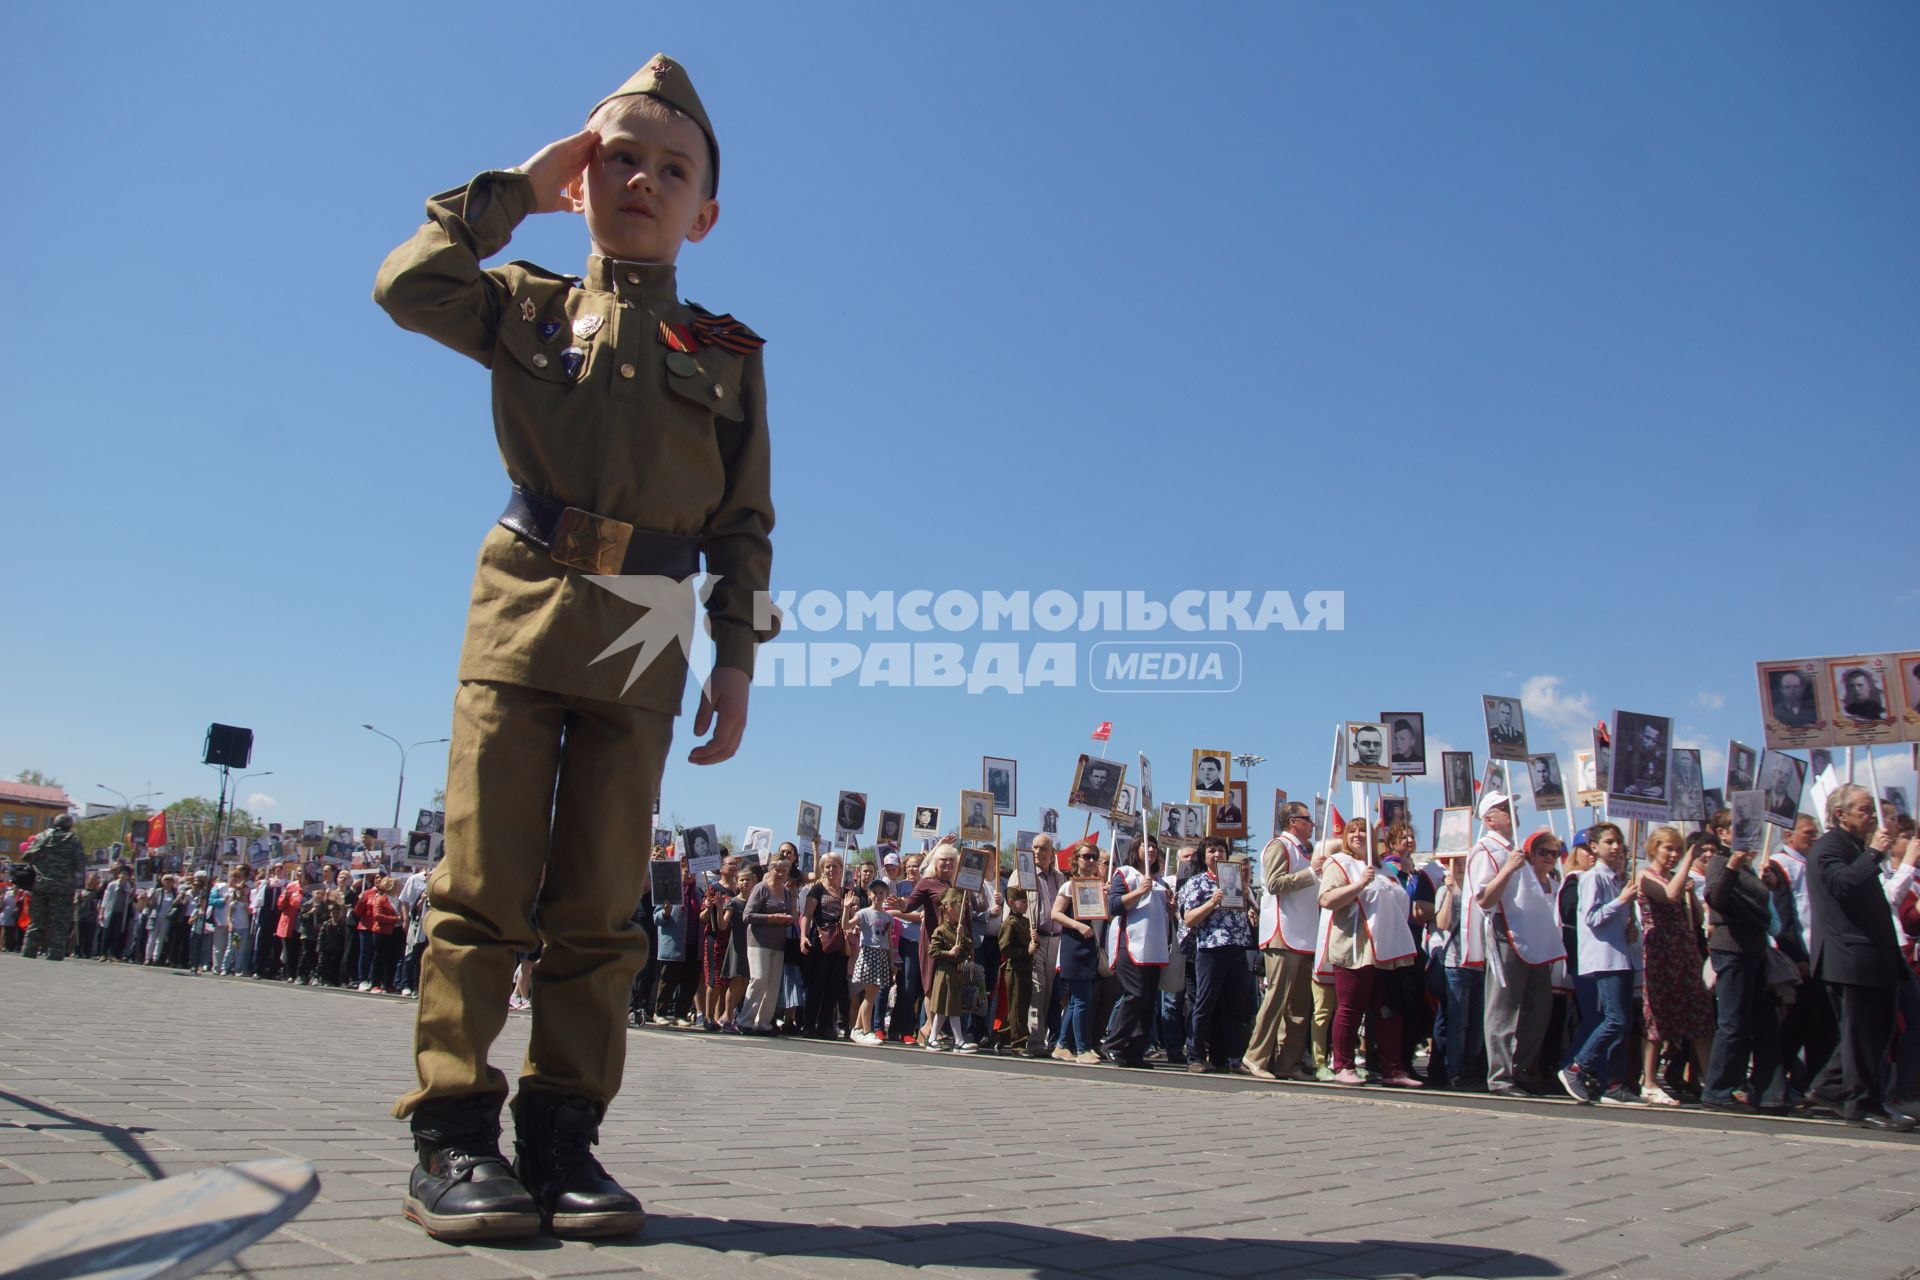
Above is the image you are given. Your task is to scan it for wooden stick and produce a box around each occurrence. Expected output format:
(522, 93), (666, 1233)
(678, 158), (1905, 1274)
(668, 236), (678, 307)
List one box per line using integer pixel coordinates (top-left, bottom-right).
(1317, 723), (1341, 848)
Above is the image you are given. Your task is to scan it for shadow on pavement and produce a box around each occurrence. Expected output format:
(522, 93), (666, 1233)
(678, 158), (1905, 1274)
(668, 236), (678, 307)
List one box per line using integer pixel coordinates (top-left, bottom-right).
(474, 1215), (1563, 1277)
(0, 1087), (165, 1180)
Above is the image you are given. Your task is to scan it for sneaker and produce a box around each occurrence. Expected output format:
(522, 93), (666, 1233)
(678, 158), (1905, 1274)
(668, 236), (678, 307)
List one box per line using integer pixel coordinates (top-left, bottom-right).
(674, 1017), (694, 1028)
(1332, 1068), (1366, 1086)
(1186, 1061), (1210, 1074)
(1643, 1085), (1682, 1107)
(1558, 1067), (1593, 1104)
(922, 1040), (947, 1053)
(358, 981), (373, 992)
(1380, 1072), (1423, 1089)
(1315, 1066), (1337, 1083)
(957, 1042), (982, 1054)
(1075, 1050), (1100, 1065)
(651, 1014), (672, 1026)
(1286, 1064), (1317, 1082)
(1600, 1086), (1647, 1107)
(1052, 1046), (1076, 1062)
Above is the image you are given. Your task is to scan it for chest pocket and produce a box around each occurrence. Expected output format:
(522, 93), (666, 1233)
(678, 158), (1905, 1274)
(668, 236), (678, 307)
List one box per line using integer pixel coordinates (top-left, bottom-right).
(495, 308), (582, 385)
(665, 350), (746, 423)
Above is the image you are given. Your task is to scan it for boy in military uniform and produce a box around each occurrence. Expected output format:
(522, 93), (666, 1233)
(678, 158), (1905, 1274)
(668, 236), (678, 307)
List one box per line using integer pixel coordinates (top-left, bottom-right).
(374, 54), (776, 1242)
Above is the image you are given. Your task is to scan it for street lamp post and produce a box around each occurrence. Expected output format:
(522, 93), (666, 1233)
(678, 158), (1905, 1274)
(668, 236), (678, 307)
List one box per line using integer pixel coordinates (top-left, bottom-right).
(363, 725), (451, 830)
(1233, 753), (1266, 852)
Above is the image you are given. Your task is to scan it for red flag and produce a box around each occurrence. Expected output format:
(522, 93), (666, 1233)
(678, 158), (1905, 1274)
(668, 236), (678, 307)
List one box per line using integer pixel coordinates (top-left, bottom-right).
(1090, 721), (1112, 742)
(1329, 802), (1346, 832)
(146, 810), (168, 849)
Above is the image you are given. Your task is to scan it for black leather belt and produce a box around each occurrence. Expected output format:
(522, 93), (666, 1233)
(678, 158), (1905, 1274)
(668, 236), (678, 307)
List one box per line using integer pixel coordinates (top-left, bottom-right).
(499, 486), (702, 578)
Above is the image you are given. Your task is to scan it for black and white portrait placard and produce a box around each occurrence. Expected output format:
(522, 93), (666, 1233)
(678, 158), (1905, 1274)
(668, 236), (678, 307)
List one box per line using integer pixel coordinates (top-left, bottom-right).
(1667, 749), (1706, 823)
(836, 791), (869, 833)
(1188, 750), (1229, 804)
(1344, 722), (1391, 784)
(1526, 754), (1566, 812)
(1757, 750), (1807, 829)
(911, 805), (941, 838)
(1755, 658), (1828, 751)
(1607, 710), (1672, 822)
(959, 790), (996, 842)
(1726, 740), (1758, 795)
(1442, 752), (1476, 810)
(1483, 695), (1529, 762)
(1827, 654), (1900, 747)
(1071, 755), (1126, 815)
(1382, 711), (1426, 777)
(982, 757), (1018, 816)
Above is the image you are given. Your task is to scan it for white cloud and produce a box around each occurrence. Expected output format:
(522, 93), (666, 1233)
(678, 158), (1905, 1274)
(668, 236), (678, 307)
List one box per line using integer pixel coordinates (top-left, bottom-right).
(248, 792), (278, 810)
(1693, 691), (1726, 711)
(1520, 674), (1596, 736)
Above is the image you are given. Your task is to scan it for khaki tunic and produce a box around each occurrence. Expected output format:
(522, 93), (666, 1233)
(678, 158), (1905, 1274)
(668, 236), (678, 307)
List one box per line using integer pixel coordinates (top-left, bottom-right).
(374, 170), (777, 716)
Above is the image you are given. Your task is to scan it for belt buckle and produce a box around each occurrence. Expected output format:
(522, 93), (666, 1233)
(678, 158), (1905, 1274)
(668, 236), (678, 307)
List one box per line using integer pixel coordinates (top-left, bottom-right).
(551, 507), (633, 576)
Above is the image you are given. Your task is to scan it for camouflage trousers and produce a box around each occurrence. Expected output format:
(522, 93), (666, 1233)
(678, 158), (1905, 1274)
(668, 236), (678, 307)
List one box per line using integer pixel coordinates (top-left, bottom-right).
(23, 886), (75, 960)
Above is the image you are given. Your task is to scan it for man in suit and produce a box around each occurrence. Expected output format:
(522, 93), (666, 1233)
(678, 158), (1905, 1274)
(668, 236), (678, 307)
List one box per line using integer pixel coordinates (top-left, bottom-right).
(1808, 785), (1913, 1130)
(1770, 671), (1819, 727)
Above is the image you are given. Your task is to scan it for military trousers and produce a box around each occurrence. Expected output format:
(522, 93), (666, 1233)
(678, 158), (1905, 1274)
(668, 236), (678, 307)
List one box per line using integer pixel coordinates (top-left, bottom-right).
(395, 679), (672, 1118)
(22, 886), (75, 959)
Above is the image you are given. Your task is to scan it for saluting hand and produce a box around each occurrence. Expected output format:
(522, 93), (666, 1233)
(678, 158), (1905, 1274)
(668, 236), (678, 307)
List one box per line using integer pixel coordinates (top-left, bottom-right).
(519, 130), (599, 215)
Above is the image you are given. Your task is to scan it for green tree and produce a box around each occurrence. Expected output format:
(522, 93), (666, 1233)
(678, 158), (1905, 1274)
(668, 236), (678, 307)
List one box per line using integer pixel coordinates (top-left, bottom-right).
(14, 768), (60, 787)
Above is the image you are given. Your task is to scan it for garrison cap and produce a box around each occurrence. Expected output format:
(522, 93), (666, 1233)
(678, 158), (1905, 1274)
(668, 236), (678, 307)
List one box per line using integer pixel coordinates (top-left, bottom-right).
(589, 54), (720, 195)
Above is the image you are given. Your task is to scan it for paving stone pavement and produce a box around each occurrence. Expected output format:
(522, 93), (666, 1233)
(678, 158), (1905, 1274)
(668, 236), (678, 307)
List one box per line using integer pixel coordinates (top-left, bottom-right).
(1, 956), (1916, 1280)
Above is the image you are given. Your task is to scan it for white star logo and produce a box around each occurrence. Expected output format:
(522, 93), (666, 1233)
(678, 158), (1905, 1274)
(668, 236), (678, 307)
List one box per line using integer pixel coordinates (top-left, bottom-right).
(583, 572), (721, 698)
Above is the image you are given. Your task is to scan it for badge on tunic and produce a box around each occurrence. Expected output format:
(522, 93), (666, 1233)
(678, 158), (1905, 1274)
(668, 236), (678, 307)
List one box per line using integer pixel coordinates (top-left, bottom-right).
(561, 346), (586, 379)
(519, 297), (537, 323)
(572, 314), (605, 340)
(688, 312), (766, 354)
(665, 351), (699, 378)
(657, 320), (696, 353)
(538, 319), (564, 344)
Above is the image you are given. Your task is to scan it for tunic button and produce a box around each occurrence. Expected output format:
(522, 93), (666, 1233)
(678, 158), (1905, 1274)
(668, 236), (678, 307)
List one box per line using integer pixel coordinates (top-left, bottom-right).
(712, 384), (725, 398)
(620, 363), (636, 379)
(626, 272), (641, 285)
(531, 353), (549, 368)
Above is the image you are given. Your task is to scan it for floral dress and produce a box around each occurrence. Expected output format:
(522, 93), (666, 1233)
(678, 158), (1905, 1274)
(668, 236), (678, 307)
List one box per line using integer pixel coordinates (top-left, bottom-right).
(1639, 886), (1714, 1043)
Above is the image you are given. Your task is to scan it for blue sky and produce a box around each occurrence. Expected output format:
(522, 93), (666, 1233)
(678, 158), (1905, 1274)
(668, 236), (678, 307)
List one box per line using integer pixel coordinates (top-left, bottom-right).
(5, 3), (1916, 846)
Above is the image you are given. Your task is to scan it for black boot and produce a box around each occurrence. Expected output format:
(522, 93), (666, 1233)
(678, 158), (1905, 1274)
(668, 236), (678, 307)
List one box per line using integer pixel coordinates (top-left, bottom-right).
(512, 1092), (647, 1238)
(403, 1094), (541, 1241)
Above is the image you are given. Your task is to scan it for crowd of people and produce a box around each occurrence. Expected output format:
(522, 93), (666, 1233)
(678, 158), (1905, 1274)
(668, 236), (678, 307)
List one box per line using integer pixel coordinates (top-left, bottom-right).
(8, 786), (1917, 1132)
(2, 850), (425, 994)
(618, 785), (1919, 1131)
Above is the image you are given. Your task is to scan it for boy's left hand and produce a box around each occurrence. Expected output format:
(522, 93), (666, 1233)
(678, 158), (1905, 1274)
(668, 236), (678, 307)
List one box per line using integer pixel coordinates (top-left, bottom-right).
(689, 667), (750, 765)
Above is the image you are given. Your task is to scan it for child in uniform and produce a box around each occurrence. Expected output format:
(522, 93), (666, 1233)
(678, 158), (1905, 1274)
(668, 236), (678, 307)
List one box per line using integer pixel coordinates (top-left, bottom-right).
(996, 886), (1034, 1053)
(926, 890), (977, 1053)
(374, 53), (777, 1240)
